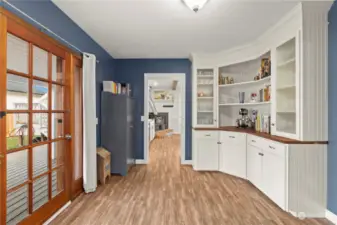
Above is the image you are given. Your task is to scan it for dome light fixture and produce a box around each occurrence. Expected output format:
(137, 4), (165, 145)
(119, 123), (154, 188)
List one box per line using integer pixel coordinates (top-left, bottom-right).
(182, 0), (209, 13)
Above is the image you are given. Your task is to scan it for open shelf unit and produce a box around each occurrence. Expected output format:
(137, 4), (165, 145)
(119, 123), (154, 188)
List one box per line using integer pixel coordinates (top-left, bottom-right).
(218, 52), (272, 127)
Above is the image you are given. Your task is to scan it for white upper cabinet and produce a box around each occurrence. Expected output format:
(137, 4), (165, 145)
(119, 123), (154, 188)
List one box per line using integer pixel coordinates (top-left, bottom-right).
(193, 68), (218, 127)
(191, 2), (330, 141)
(271, 32), (300, 140)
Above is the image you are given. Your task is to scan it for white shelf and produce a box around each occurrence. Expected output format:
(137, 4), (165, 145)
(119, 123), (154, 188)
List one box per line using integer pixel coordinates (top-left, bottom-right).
(198, 97), (213, 99)
(197, 111), (213, 113)
(219, 102), (271, 106)
(197, 75), (214, 78)
(197, 83), (213, 86)
(277, 111), (296, 114)
(277, 85), (295, 91)
(277, 57), (295, 67)
(219, 76), (271, 88)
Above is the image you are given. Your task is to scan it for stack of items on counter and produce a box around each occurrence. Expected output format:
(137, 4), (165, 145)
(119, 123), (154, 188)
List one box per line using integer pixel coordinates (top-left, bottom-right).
(251, 110), (271, 134)
(103, 81), (131, 96)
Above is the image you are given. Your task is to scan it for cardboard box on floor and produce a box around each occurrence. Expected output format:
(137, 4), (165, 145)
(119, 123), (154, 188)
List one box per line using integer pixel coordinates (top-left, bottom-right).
(97, 147), (111, 185)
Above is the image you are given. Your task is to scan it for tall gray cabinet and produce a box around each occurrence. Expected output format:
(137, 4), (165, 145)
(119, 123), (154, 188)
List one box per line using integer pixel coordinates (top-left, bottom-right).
(101, 92), (136, 176)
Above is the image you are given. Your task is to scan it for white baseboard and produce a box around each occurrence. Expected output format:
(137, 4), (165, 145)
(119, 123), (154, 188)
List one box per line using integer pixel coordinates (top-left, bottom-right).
(136, 159), (148, 164)
(181, 160), (192, 165)
(43, 201), (71, 225)
(326, 209), (337, 224)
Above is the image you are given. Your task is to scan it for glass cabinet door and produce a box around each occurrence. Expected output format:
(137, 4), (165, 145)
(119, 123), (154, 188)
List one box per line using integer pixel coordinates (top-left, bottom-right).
(274, 35), (298, 138)
(196, 68), (216, 126)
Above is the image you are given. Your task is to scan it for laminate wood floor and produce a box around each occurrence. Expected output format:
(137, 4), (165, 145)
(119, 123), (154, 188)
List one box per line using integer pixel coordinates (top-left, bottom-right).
(51, 135), (332, 225)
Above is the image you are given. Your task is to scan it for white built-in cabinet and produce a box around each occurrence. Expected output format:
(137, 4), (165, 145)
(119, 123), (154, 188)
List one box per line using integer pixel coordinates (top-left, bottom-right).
(192, 130), (327, 217)
(191, 2), (329, 141)
(190, 1), (330, 219)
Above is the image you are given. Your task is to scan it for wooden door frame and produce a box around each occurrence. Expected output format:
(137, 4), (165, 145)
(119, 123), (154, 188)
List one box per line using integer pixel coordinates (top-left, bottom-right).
(0, 11), (8, 225)
(0, 7), (83, 225)
(68, 55), (84, 200)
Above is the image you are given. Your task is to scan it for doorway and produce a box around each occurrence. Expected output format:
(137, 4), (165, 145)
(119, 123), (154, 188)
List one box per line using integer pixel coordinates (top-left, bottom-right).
(0, 11), (77, 225)
(143, 73), (186, 164)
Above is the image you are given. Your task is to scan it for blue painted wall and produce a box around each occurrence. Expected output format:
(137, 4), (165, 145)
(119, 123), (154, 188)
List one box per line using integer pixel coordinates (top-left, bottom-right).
(2, 0), (116, 145)
(328, 1), (337, 215)
(115, 59), (192, 160)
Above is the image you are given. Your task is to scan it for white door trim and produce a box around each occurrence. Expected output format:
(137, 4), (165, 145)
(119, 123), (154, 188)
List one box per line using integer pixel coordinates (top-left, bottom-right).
(143, 73), (186, 164)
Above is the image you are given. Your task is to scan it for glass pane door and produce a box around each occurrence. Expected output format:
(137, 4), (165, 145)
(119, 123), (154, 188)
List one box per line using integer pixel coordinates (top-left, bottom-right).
(275, 37), (297, 135)
(3, 33), (67, 225)
(196, 68), (215, 126)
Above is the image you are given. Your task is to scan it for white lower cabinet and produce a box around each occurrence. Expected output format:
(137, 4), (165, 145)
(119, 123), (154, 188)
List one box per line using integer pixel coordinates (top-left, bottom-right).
(247, 135), (287, 210)
(194, 131), (219, 171)
(262, 143), (286, 210)
(193, 130), (327, 217)
(220, 132), (247, 179)
(247, 144), (263, 189)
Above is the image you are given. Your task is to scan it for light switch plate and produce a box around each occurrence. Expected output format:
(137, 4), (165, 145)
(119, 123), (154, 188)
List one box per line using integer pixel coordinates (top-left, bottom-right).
(141, 116), (145, 122)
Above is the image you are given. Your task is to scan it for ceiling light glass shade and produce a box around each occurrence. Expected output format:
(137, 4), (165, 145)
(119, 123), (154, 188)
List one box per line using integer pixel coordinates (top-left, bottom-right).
(182, 0), (209, 12)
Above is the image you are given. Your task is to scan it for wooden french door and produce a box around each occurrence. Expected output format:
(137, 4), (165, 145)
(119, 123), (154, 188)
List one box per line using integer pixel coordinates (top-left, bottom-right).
(0, 10), (73, 225)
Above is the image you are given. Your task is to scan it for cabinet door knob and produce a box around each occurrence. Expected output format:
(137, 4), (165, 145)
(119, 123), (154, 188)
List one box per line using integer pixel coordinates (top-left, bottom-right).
(251, 140), (256, 143)
(217, 142), (222, 144)
(258, 153), (264, 156)
(205, 134), (211, 137)
(229, 136), (235, 138)
(269, 145), (275, 150)
(271, 123), (275, 126)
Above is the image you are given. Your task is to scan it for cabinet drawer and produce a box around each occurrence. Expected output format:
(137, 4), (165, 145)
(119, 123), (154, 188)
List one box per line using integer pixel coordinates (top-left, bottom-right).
(247, 134), (266, 148)
(263, 140), (286, 158)
(221, 131), (246, 141)
(196, 131), (218, 139)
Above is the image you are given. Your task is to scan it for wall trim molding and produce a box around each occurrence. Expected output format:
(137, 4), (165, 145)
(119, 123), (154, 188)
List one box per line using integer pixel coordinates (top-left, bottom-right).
(326, 209), (337, 224)
(43, 201), (71, 225)
(136, 159), (148, 164)
(181, 160), (192, 165)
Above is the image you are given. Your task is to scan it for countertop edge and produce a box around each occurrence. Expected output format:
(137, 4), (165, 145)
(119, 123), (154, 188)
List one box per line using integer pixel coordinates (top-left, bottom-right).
(192, 127), (328, 145)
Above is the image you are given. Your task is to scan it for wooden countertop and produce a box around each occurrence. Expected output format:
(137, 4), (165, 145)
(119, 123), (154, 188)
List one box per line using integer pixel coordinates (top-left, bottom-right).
(193, 126), (328, 144)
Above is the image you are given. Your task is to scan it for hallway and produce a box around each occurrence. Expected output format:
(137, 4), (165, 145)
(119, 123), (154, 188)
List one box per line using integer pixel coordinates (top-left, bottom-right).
(51, 135), (332, 225)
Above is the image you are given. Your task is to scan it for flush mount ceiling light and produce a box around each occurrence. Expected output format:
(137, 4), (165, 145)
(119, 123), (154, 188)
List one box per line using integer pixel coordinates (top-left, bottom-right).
(182, 0), (209, 13)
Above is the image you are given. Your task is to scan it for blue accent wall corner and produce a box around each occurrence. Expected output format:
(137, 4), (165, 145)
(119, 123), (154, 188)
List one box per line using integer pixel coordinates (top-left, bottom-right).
(328, 0), (337, 215)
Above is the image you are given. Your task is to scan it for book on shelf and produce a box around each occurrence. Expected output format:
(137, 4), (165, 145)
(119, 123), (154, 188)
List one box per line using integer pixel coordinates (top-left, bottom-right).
(103, 81), (131, 96)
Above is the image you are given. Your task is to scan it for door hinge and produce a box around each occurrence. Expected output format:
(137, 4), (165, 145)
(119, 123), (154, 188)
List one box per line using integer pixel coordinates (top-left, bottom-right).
(0, 111), (6, 119)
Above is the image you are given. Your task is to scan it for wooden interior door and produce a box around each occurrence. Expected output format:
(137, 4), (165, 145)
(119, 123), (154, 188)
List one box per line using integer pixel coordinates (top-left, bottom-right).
(0, 10), (72, 225)
(71, 57), (83, 199)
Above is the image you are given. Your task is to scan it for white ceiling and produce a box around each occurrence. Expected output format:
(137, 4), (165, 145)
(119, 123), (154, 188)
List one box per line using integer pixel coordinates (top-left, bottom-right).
(52, 0), (298, 59)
